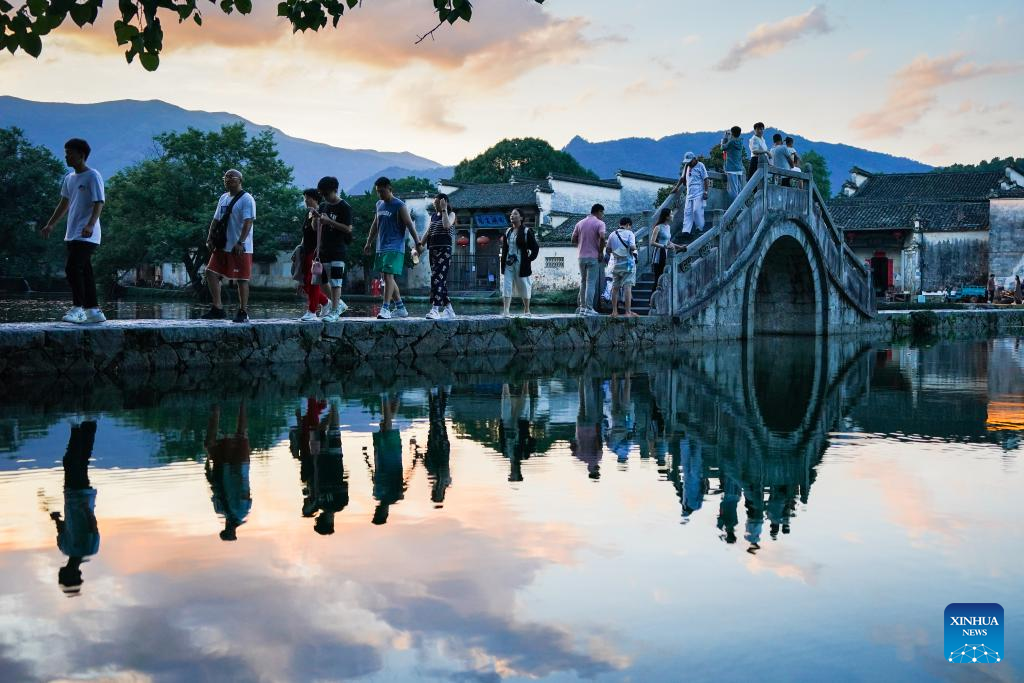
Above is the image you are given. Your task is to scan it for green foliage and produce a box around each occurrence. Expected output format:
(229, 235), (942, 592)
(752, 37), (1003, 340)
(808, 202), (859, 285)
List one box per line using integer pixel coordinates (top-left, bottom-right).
(0, 127), (66, 278)
(390, 176), (436, 195)
(453, 137), (597, 184)
(0, 0), (544, 69)
(95, 123), (297, 291)
(801, 149), (831, 198)
(933, 156), (1021, 174)
(654, 185), (675, 209)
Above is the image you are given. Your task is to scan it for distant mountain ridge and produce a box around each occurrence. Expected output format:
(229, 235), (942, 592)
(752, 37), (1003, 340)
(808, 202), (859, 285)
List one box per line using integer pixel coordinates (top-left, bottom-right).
(563, 130), (932, 194)
(0, 97), (445, 192)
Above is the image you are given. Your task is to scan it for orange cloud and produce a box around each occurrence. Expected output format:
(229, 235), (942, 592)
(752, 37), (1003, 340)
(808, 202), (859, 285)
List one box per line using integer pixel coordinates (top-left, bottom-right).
(715, 5), (832, 71)
(851, 53), (1022, 139)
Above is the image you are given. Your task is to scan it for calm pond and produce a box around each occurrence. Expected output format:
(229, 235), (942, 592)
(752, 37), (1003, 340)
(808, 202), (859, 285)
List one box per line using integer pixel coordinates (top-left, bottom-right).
(0, 337), (1020, 682)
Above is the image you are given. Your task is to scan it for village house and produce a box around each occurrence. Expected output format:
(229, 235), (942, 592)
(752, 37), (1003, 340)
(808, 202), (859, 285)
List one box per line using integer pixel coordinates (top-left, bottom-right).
(828, 164), (1024, 298)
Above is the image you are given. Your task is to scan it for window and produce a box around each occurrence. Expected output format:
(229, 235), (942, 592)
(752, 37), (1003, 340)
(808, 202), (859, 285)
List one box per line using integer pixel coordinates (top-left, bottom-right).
(545, 256), (565, 270)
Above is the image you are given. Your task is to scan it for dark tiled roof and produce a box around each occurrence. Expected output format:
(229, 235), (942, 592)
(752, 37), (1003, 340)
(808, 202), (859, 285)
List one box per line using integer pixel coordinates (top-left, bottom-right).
(848, 170), (1004, 201)
(547, 173), (621, 189)
(617, 169), (678, 184)
(445, 182), (545, 210)
(540, 212), (652, 244)
(828, 199), (989, 232)
(994, 186), (1024, 199)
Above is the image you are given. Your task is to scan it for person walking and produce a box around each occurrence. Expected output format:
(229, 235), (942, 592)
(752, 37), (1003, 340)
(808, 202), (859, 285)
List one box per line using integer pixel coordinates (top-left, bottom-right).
(420, 193), (457, 320)
(988, 273), (997, 303)
(40, 138), (106, 324)
(363, 177), (420, 320)
(674, 152), (710, 237)
(298, 188), (329, 322)
(572, 204), (607, 316)
(202, 169), (256, 322)
(748, 122), (770, 180)
(606, 216), (639, 317)
(722, 126), (745, 201)
(315, 176), (353, 322)
(500, 208), (540, 316)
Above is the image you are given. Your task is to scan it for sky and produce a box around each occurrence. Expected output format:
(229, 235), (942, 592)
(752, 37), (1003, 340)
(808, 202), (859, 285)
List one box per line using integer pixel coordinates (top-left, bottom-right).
(0, 0), (1021, 167)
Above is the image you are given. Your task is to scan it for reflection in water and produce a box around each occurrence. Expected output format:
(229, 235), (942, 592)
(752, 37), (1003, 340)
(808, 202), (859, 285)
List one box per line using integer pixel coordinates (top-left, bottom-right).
(204, 402), (252, 541)
(1, 338), (1022, 681)
(50, 421), (100, 596)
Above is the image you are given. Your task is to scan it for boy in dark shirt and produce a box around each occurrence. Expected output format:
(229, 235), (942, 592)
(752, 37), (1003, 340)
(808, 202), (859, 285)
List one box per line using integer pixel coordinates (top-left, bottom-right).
(316, 176), (353, 321)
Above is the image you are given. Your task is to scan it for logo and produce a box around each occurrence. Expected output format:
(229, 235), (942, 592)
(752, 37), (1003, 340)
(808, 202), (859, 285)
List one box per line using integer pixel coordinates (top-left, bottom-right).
(945, 603), (1003, 663)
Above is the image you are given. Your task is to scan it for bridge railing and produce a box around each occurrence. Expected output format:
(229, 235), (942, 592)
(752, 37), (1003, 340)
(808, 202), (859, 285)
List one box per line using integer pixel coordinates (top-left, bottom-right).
(652, 163), (875, 318)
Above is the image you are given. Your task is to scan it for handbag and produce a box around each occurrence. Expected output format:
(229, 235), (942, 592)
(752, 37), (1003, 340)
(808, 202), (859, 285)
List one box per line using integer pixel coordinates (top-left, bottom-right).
(209, 191), (248, 251)
(310, 213), (324, 281)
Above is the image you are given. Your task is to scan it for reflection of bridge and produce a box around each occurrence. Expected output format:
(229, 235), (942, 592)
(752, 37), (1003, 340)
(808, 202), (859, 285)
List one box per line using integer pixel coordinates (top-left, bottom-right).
(650, 165), (877, 337)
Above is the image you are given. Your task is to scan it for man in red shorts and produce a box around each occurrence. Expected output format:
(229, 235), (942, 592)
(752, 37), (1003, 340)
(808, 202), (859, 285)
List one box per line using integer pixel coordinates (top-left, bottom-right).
(203, 169), (256, 322)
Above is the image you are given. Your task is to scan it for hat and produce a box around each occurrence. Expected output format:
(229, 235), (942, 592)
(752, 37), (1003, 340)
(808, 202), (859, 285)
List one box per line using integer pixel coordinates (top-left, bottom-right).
(682, 152), (696, 163)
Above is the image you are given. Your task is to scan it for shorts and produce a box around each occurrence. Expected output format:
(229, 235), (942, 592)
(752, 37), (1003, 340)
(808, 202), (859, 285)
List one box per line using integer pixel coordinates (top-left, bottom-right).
(326, 261), (345, 288)
(374, 251), (404, 276)
(207, 251), (253, 281)
(612, 266), (637, 289)
(502, 268), (532, 299)
(207, 436), (251, 464)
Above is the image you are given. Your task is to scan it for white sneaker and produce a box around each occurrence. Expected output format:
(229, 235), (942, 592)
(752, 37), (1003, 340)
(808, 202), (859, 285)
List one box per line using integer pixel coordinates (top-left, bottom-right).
(299, 311), (319, 322)
(62, 306), (84, 323)
(322, 310), (340, 323)
(334, 300), (349, 317)
(425, 306), (440, 320)
(318, 303), (332, 319)
(583, 308), (601, 317)
(392, 303), (409, 318)
(377, 306), (393, 320)
(82, 308), (106, 323)
(576, 306), (587, 316)
(440, 304), (457, 320)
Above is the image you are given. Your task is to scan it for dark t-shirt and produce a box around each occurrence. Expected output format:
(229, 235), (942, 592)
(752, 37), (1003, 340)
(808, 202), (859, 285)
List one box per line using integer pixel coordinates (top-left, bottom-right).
(301, 210), (318, 252)
(319, 199), (353, 261)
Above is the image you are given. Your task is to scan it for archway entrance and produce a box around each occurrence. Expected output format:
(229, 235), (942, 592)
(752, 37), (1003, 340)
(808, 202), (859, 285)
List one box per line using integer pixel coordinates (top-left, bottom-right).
(753, 235), (819, 336)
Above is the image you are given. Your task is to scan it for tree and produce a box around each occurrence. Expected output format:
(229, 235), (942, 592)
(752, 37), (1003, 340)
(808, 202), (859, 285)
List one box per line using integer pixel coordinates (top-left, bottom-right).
(933, 157), (1021, 174)
(390, 176), (436, 195)
(454, 138), (597, 184)
(801, 150), (831, 198)
(0, 127), (66, 279)
(95, 123), (298, 293)
(0, 0), (544, 71)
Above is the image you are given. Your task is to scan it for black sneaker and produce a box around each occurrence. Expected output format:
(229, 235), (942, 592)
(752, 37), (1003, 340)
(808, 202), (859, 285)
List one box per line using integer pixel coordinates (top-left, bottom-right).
(232, 309), (250, 323)
(201, 306), (226, 320)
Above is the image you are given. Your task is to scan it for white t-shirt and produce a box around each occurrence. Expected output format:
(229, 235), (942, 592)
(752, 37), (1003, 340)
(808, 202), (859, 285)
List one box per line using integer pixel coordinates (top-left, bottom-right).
(607, 228), (636, 270)
(212, 191), (257, 253)
(61, 169), (105, 244)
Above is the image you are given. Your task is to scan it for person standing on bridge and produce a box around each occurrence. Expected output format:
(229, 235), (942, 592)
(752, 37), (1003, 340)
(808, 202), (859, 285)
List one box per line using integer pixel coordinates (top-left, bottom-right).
(722, 126), (745, 201)
(747, 122), (770, 180)
(675, 152), (710, 237)
(572, 204), (607, 316)
(771, 134), (793, 186)
(40, 138), (106, 324)
(203, 169), (255, 323)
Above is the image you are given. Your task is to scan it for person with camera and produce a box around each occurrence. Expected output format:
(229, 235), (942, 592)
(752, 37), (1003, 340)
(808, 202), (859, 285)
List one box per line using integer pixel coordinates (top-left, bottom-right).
(419, 192), (458, 320)
(500, 208), (539, 317)
(202, 169), (255, 322)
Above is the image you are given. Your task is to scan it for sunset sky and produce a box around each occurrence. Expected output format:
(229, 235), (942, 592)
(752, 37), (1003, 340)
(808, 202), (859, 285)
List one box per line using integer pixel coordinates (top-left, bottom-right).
(0, 0), (1020, 167)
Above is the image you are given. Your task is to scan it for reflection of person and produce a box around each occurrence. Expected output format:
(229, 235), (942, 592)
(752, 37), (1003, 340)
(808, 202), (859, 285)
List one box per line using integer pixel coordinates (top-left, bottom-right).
(572, 376), (605, 479)
(425, 386), (453, 505)
(51, 420), (100, 596)
(499, 382), (536, 483)
(312, 401), (349, 535)
(766, 484), (795, 540)
(606, 373), (635, 463)
(292, 397), (327, 519)
(205, 402), (252, 541)
(717, 469), (742, 544)
(372, 393), (404, 524)
(743, 480), (765, 554)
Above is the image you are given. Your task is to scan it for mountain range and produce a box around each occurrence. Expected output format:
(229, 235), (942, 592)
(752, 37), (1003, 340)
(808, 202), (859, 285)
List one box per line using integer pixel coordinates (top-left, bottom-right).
(1, 97), (932, 196)
(564, 131), (932, 193)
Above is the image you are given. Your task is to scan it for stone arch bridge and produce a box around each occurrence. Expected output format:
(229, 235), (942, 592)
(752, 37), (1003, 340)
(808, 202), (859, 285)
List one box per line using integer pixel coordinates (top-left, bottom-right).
(648, 165), (875, 337)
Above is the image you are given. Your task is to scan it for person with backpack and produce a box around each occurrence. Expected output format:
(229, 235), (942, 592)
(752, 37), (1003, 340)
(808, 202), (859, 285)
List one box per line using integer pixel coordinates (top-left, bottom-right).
(500, 208), (540, 317)
(297, 188), (329, 322)
(606, 216), (640, 317)
(202, 169), (256, 322)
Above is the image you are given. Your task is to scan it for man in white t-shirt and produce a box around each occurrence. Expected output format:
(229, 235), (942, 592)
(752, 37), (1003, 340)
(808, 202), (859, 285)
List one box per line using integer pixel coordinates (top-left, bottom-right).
(606, 216), (639, 317)
(41, 138), (106, 324)
(203, 169), (256, 322)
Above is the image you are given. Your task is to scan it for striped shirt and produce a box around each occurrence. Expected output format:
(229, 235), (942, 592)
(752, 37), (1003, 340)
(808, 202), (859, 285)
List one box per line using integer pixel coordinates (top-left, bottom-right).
(427, 211), (456, 248)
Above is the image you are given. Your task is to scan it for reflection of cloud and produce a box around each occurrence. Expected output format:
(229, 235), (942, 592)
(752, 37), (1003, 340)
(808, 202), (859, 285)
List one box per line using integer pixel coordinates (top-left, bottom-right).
(715, 5), (832, 71)
(744, 547), (823, 585)
(851, 53), (1022, 138)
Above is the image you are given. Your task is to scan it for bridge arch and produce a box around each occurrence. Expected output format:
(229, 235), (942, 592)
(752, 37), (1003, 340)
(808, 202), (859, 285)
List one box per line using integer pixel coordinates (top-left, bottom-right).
(743, 218), (829, 338)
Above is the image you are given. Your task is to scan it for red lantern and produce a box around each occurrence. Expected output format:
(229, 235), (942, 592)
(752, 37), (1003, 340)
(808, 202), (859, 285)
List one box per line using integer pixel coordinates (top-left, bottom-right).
(456, 235), (470, 247)
(476, 235), (490, 247)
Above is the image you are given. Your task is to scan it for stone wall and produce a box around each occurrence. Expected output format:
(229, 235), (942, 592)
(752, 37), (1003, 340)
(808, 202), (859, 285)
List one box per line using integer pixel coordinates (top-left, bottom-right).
(988, 198), (1024, 281)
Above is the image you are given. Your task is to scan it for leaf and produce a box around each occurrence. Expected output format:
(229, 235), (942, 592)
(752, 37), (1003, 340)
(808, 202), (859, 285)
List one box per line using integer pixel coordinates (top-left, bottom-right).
(139, 50), (160, 71)
(69, 3), (94, 27)
(20, 32), (42, 57)
(235, 0), (252, 13)
(193, 13), (202, 25)
(26, 0), (46, 17)
(114, 19), (139, 45)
